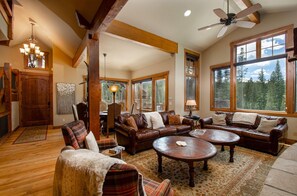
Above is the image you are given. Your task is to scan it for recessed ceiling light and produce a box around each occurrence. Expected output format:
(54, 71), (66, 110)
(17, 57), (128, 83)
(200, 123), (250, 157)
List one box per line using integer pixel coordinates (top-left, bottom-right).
(184, 10), (191, 17)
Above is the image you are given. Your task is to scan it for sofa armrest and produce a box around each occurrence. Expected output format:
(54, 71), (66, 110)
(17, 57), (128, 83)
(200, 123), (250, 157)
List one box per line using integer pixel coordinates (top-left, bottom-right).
(149, 179), (173, 196)
(182, 118), (194, 127)
(270, 124), (288, 139)
(199, 117), (213, 128)
(115, 122), (137, 138)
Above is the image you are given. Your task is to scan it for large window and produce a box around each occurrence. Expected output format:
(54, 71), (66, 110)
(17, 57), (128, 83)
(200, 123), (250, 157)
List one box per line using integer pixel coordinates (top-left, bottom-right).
(230, 25), (293, 114)
(101, 80), (127, 111)
(210, 64), (230, 110)
(184, 49), (200, 111)
(132, 72), (168, 113)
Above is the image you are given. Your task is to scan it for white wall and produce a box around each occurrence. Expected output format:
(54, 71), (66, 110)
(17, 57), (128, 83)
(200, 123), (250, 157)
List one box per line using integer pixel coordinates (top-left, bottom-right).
(201, 10), (297, 140)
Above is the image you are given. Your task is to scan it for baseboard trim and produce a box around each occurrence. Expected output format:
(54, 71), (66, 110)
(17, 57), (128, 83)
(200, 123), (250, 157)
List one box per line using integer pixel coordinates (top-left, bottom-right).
(52, 125), (62, 129)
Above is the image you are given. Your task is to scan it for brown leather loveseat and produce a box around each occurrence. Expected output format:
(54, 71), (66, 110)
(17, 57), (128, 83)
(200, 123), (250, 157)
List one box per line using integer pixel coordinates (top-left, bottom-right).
(115, 110), (194, 154)
(199, 112), (288, 155)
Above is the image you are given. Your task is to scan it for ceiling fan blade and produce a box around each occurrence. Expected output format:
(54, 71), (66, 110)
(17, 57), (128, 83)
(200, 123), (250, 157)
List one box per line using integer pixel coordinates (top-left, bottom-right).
(235, 3), (262, 19)
(198, 23), (223, 31)
(236, 20), (256, 28)
(217, 26), (228, 38)
(213, 8), (228, 19)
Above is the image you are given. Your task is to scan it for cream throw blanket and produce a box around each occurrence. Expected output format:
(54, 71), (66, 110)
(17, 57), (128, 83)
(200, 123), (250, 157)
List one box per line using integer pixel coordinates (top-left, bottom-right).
(232, 112), (258, 125)
(53, 149), (125, 196)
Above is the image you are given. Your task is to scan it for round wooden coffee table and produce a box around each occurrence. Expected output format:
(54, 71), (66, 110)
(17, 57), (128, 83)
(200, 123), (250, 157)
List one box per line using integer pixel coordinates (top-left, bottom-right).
(189, 129), (240, 162)
(153, 136), (217, 187)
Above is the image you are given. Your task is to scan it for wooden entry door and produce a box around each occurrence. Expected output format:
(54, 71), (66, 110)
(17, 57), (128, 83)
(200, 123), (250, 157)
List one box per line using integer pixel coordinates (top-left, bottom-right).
(20, 72), (52, 126)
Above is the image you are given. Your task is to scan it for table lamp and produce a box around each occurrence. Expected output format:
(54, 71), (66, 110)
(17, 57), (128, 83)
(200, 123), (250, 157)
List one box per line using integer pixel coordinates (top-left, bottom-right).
(186, 100), (196, 117)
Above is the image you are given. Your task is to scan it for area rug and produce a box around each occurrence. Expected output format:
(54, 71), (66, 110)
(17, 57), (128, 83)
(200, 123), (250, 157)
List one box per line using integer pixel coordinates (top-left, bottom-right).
(14, 126), (48, 144)
(123, 146), (277, 196)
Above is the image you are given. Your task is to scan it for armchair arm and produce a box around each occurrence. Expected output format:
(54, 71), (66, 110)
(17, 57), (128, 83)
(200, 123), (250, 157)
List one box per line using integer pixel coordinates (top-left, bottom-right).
(149, 179), (172, 196)
(199, 117), (213, 128)
(97, 138), (118, 151)
(270, 124), (288, 140)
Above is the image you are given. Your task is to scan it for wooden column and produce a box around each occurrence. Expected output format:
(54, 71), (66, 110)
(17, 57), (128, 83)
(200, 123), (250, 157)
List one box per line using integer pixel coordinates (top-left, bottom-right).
(87, 33), (101, 139)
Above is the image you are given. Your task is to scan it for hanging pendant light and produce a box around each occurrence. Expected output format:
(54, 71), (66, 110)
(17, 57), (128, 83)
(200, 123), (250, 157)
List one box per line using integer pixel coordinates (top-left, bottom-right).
(20, 22), (44, 68)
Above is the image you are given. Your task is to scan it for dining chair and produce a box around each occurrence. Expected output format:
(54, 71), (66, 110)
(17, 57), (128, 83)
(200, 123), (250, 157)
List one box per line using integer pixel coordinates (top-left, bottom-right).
(72, 104), (79, 121)
(106, 103), (121, 138)
(76, 102), (89, 130)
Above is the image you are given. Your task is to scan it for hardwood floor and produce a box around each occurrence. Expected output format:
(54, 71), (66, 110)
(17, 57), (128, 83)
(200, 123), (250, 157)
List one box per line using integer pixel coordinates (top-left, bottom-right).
(0, 127), (65, 195)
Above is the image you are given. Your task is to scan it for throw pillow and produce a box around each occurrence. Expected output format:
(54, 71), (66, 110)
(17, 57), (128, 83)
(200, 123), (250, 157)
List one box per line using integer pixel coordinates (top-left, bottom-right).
(150, 113), (165, 129)
(256, 118), (278, 133)
(71, 120), (88, 148)
(85, 131), (99, 153)
(212, 114), (226, 125)
(126, 116), (138, 131)
(143, 112), (159, 128)
(168, 114), (181, 125)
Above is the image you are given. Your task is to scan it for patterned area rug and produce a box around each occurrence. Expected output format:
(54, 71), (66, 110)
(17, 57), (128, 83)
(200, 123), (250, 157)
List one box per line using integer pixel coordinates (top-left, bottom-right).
(14, 126), (48, 144)
(123, 146), (276, 196)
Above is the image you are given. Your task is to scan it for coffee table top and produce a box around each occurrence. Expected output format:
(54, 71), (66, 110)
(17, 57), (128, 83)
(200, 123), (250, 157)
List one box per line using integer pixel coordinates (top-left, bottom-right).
(189, 129), (240, 145)
(153, 136), (217, 161)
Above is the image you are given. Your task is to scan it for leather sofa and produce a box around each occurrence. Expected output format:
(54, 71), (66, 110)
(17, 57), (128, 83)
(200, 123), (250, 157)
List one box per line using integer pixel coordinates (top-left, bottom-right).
(115, 110), (194, 154)
(199, 112), (288, 155)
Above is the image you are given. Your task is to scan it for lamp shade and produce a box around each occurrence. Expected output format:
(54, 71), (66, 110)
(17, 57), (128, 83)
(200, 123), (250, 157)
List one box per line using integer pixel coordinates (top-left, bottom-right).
(109, 84), (119, 93)
(186, 100), (197, 106)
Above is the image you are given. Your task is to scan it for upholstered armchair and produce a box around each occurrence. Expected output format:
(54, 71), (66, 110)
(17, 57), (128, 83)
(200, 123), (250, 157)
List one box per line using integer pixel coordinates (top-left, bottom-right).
(54, 147), (173, 196)
(61, 120), (118, 151)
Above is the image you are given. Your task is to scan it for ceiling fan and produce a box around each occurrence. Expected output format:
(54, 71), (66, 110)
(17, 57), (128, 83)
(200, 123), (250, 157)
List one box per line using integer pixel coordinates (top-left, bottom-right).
(198, 0), (262, 38)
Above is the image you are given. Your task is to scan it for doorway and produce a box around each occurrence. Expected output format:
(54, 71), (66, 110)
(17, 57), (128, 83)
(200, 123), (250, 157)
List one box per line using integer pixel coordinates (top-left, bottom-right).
(20, 72), (53, 126)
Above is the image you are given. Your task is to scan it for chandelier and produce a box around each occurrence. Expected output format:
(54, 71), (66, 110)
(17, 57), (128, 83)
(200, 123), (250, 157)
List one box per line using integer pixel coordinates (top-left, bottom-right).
(19, 23), (44, 68)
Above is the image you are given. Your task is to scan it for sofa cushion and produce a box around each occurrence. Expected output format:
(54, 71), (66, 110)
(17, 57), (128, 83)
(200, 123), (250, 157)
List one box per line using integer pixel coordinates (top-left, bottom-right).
(241, 129), (270, 141)
(135, 129), (160, 141)
(151, 113), (165, 129)
(212, 113), (226, 125)
(157, 126), (177, 136)
(203, 124), (247, 136)
(159, 110), (175, 125)
(126, 116), (138, 131)
(256, 118), (278, 133)
(143, 112), (159, 128)
(175, 125), (192, 134)
(168, 114), (181, 125)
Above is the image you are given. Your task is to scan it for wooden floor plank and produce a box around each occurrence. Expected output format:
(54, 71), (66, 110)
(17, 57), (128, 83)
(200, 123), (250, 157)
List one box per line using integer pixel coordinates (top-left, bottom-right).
(0, 127), (64, 195)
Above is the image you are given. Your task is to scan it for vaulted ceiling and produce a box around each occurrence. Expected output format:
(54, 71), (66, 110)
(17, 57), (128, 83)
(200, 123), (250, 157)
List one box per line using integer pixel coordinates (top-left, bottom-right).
(8, 0), (297, 70)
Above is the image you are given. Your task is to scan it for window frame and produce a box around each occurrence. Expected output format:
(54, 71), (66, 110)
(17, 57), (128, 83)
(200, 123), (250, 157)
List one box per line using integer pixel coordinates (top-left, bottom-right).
(24, 52), (50, 71)
(210, 63), (230, 111)
(184, 49), (200, 111)
(131, 71), (169, 112)
(83, 76), (129, 111)
(229, 24), (294, 116)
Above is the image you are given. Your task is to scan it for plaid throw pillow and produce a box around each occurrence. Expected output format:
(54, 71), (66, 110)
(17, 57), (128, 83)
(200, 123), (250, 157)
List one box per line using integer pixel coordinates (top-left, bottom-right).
(65, 126), (80, 149)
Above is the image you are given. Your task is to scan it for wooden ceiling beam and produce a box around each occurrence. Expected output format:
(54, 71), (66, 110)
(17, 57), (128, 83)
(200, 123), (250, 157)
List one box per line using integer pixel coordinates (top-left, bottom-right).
(233, 0), (260, 24)
(72, 0), (128, 67)
(106, 20), (178, 54)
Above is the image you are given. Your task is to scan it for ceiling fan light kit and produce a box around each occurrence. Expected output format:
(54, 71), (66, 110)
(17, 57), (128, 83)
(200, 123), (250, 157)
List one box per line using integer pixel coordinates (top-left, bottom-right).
(198, 0), (262, 38)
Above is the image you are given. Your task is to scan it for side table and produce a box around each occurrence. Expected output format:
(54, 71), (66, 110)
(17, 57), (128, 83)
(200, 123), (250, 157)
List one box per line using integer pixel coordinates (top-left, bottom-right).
(101, 146), (125, 159)
(184, 115), (200, 128)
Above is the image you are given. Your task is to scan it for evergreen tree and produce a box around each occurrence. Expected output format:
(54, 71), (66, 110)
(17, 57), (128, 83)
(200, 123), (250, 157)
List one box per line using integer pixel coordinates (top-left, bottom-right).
(256, 68), (267, 110)
(236, 65), (248, 108)
(266, 60), (285, 111)
(244, 77), (254, 109)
